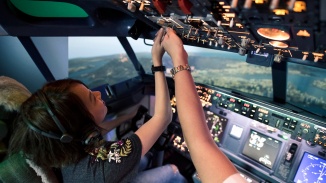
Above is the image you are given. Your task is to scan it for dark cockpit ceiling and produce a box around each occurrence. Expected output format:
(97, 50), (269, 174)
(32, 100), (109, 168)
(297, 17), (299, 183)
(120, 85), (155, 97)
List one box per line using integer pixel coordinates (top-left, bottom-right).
(0, 0), (325, 68)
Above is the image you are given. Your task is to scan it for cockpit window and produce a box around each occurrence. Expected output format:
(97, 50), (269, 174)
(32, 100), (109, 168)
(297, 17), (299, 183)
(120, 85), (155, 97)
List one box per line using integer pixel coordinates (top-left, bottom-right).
(287, 63), (326, 116)
(128, 37), (274, 99)
(126, 37), (153, 74)
(68, 37), (138, 89)
(183, 46), (273, 99)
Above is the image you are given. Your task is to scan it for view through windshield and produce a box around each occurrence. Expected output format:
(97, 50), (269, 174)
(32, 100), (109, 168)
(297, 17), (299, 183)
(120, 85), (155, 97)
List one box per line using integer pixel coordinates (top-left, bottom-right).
(68, 37), (326, 117)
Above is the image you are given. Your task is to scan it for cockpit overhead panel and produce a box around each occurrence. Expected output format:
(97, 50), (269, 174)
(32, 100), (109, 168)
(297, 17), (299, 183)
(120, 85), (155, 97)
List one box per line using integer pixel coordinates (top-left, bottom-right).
(0, 0), (325, 66)
(120, 0), (326, 67)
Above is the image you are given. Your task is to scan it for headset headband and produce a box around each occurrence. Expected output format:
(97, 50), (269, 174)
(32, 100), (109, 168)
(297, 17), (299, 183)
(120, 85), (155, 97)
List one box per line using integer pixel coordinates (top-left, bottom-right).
(24, 90), (73, 143)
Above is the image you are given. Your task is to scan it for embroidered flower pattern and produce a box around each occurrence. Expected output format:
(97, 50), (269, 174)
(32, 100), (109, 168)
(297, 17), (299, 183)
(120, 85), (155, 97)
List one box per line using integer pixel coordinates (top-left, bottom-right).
(85, 138), (132, 163)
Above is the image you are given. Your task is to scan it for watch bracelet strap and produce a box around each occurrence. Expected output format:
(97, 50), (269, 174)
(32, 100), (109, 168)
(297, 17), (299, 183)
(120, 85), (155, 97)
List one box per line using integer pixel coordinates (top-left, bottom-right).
(170, 64), (191, 78)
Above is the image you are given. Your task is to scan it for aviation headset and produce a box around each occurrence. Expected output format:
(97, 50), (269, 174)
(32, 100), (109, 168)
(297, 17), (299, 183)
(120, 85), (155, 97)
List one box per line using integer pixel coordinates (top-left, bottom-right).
(24, 90), (74, 143)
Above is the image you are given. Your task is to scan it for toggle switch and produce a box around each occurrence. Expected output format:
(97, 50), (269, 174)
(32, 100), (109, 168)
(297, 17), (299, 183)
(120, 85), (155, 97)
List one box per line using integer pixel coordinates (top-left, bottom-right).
(127, 2), (136, 12)
(139, 0), (145, 11)
(285, 143), (298, 165)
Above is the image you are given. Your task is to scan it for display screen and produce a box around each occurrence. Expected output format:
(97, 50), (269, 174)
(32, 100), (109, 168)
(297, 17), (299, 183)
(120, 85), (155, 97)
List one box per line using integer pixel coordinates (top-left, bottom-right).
(242, 130), (282, 169)
(294, 152), (326, 183)
(246, 51), (273, 67)
(205, 110), (228, 145)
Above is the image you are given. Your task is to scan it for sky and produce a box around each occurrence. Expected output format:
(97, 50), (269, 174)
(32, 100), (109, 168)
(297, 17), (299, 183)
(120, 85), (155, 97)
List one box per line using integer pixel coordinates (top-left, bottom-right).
(68, 36), (208, 59)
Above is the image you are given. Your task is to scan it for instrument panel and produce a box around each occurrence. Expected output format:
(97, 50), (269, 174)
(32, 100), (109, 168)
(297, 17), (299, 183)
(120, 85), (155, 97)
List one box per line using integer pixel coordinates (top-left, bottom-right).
(168, 83), (326, 183)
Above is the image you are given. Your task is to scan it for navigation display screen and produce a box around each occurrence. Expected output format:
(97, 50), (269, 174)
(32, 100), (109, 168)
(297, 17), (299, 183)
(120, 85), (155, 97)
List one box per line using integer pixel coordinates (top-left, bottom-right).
(294, 152), (326, 183)
(242, 130), (282, 169)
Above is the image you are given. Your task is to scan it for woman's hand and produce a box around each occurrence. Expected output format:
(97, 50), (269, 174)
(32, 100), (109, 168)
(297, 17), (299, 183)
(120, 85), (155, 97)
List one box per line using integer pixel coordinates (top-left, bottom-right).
(161, 27), (188, 66)
(151, 28), (165, 66)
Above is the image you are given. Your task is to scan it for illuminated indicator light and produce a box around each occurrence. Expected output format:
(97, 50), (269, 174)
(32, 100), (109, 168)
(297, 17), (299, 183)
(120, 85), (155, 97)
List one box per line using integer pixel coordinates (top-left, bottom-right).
(223, 13), (235, 18)
(258, 108), (268, 114)
(244, 103), (250, 108)
(219, 2), (225, 5)
(282, 135), (289, 140)
(257, 28), (290, 41)
(273, 9), (289, 15)
(255, 0), (265, 4)
(296, 30), (310, 37)
(302, 52), (309, 60)
(293, 1), (306, 12)
(312, 52), (324, 62)
(236, 23), (243, 28)
(269, 41), (288, 48)
(223, 5), (231, 9)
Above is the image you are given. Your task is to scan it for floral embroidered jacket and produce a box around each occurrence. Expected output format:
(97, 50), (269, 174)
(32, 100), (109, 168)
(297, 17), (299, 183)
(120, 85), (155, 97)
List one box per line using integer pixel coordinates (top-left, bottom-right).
(61, 134), (142, 183)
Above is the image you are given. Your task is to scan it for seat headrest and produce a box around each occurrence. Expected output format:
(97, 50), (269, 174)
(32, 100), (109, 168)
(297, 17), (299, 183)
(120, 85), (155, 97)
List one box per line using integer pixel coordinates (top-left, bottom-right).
(0, 121), (7, 140)
(0, 76), (31, 113)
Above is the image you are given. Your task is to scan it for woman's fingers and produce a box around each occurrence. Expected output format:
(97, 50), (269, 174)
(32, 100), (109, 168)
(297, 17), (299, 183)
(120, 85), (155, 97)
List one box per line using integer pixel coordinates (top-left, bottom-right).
(154, 28), (164, 43)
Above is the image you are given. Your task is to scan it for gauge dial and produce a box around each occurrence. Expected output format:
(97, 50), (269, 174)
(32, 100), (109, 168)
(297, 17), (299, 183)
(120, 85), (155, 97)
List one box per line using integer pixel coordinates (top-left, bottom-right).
(301, 163), (326, 183)
(294, 152), (326, 183)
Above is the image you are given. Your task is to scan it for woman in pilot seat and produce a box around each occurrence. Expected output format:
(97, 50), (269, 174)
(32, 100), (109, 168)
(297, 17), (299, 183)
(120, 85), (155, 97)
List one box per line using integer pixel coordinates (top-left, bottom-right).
(8, 28), (186, 183)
